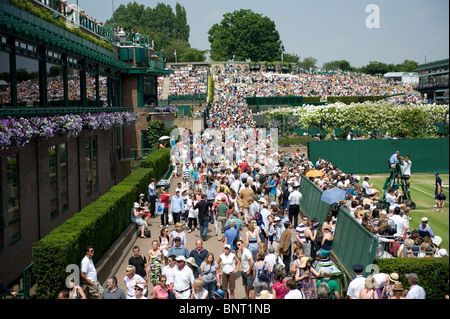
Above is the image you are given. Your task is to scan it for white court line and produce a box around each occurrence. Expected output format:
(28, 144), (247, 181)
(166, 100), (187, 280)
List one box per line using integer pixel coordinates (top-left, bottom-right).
(409, 185), (449, 204)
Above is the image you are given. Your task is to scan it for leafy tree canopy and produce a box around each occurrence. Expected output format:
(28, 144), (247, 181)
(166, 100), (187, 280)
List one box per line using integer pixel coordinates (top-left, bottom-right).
(105, 1), (190, 52)
(208, 9), (284, 62)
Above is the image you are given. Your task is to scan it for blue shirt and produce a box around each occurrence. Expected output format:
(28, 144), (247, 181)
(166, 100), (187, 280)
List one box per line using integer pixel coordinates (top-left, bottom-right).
(205, 187), (217, 200)
(148, 183), (157, 197)
(224, 228), (240, 251)
(389, 153), (398, 164)
(269, 179), (277, 194)
(418, 223), (435, 238)
(171, 195), (184, 213)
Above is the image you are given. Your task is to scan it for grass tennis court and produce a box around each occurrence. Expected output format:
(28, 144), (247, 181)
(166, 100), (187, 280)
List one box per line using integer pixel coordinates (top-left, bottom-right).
(367, 173), (449, 251)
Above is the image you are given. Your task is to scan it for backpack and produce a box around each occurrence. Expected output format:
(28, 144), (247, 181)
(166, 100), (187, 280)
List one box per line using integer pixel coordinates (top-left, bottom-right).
(254, 210), (264, 227)
(257, 262), (271, 282)
(317, 279), (332, 299)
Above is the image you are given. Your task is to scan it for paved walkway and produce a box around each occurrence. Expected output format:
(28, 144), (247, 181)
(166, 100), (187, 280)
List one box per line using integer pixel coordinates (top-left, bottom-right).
(112, 174), (257, 299)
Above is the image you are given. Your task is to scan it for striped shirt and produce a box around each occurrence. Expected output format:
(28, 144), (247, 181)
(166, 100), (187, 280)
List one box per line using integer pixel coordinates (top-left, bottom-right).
(295, 223), (307, 245)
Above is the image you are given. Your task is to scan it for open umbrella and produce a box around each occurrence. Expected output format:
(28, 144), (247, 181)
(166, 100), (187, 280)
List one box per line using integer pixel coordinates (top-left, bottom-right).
(305, 169), (324, 178)
(321, 187), (346, 205)
(159, 136), (170, 140)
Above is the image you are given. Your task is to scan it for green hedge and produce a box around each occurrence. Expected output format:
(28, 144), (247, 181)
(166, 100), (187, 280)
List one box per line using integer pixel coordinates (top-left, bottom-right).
(140, 148), (171, 178)
(326, 95), (387, 104)
(374, 257), (449, 299)
(32, 151), (170, 299)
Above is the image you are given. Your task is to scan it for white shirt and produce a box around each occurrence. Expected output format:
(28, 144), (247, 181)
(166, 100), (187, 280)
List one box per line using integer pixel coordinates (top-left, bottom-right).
(173, 265), (194, 292)
(260, 208), (271, 230)
(402, 160), (412, 176)
(81, 255), (97, 282)
(288, 190), (302, 205)
(285, 289), (305, 299)
(220, 252), (236, 274)
(391, 214), (405, 235)
(346, 276), (366, 299)
(124, 274), (145, 298)
(406, 284), (426, 299)
(263, 253), (277, 272)
(362, 181), (374, 195)
(162, 265), (177, 286)
(241, 248), (253, 272)
(386, 193), (399, 209)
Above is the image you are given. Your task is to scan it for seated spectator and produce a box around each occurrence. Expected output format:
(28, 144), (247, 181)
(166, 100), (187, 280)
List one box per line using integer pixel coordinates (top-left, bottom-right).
(130, 202), (148, 238)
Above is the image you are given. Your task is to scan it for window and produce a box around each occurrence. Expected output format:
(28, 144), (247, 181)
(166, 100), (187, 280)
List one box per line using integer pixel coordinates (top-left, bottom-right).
(92, 135), (98, 191)
(85, 135), (98, 196)
(6, 154), (20, 244)
(0, 51), (10, 106)
(47, 62), (64, 105)
(16, 55), (39, 106)
(85, 137), (92, 195)
(60, 143), (69, 212)
(49, 145), (58, 218)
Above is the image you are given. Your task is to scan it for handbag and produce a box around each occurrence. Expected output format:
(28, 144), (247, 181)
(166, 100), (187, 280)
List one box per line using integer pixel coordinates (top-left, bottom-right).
(257, 262), (270, 282)
(156, 201), (164, 215)
(144, 228), (151, 238)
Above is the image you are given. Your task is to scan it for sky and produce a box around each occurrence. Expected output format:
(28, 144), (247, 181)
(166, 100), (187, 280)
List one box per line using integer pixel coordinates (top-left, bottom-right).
(69, 0), (448, 67)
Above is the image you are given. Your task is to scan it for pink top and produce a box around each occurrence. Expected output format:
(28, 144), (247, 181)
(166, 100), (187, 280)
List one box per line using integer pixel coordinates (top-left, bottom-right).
(272, 280), (288, 299)
(153, 285), (170, 299)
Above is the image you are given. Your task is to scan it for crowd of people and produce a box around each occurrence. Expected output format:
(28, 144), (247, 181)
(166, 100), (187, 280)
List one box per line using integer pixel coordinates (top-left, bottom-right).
(54, 64), (445, 301)
(65, 145), (445, 300)
(164, 65), (209, 98)
(155, 63), (424, 104)
(211, 64), (422, 103)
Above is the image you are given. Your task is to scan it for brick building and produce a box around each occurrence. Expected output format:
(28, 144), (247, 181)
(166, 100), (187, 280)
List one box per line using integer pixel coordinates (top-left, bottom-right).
(0, 0), (170, 287)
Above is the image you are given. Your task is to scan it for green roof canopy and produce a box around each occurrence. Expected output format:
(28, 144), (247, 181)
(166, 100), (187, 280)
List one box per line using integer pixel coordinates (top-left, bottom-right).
(0, 1), (130, 70)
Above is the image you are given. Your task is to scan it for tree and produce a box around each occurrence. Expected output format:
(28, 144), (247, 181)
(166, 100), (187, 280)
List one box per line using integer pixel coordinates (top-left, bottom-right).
(163, 38), (191, 63)
(174, 3), (190, 42)
(322, 60), (353, 71)
(180, 48), (207, 62)
(208, 9), (283, 62)
(297, 57), (318, 70)
(360, 61), (390, 75)
(105, 2), (191, 52)
(283, 53), (300, 63)
(395, 60), (419, 72)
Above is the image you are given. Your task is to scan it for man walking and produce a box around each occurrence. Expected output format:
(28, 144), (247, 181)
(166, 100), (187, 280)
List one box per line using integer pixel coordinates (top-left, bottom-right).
(170, 189), (184, 224)
(237, 239), (255, 299)
(194, 194), (213, 241)
(288, 182), (302, 228)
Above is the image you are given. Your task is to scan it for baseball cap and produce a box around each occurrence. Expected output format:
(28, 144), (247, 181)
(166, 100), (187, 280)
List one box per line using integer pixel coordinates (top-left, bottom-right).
(175, 256), (186, 262)
(406, 273), (419, 283)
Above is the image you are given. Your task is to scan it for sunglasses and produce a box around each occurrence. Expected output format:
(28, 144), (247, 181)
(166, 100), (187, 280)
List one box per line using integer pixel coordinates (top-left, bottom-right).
(135, 287), (143, 291)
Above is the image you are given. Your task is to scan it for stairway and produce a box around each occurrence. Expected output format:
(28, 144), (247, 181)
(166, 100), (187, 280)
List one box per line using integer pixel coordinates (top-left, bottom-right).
(160, 77), (171, 101)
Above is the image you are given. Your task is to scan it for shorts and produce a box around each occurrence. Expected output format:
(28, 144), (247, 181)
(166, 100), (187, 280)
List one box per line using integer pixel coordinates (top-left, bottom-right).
(222, 272), (236, 291)
(241, 270), (254, 289)
(259, 230), (266, 243)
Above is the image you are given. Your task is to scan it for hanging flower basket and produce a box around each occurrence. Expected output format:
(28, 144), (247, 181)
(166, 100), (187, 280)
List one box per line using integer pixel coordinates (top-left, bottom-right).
(0, 111), (140, 150)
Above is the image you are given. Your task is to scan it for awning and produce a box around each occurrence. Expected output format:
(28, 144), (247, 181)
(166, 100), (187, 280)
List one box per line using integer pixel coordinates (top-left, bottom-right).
(0, 1), (130, 70)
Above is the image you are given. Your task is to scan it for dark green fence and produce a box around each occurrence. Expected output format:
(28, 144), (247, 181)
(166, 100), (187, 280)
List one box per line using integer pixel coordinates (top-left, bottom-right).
(299, 175), (377, 278)
(308, 138), (449, 174)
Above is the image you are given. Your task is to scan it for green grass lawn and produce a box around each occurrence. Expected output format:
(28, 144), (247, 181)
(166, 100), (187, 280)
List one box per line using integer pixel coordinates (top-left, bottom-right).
(366, 173), (449, 251)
